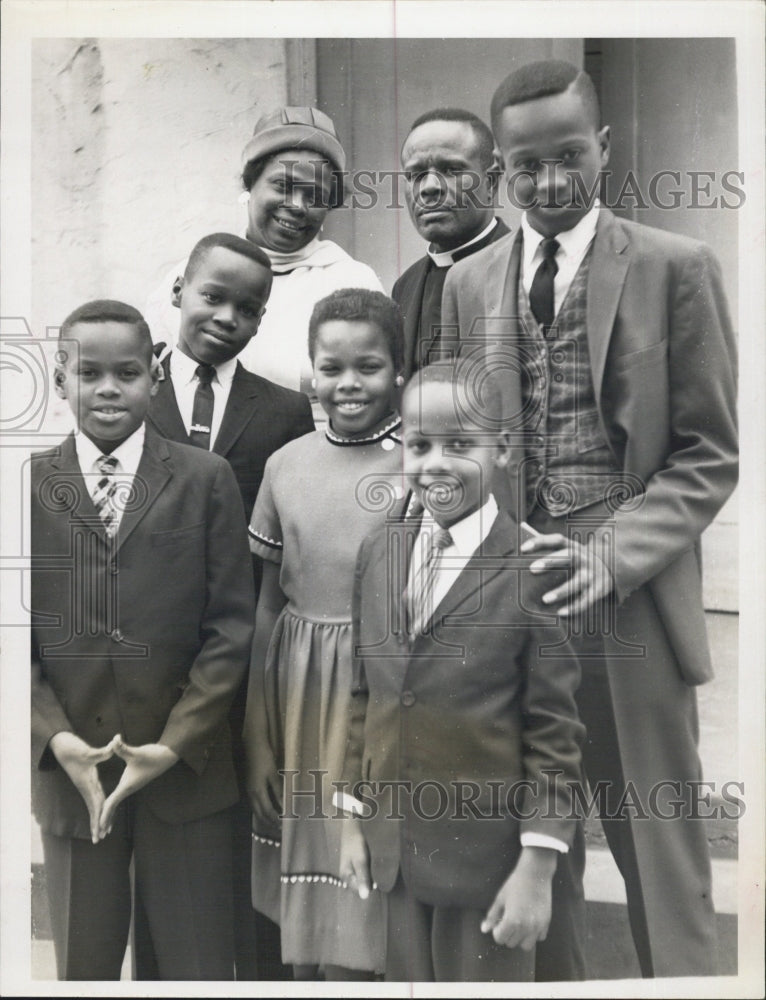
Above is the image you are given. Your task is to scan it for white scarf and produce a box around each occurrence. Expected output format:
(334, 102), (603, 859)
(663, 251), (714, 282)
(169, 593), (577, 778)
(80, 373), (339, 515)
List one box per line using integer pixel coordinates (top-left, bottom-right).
(258, 235), (352, 274)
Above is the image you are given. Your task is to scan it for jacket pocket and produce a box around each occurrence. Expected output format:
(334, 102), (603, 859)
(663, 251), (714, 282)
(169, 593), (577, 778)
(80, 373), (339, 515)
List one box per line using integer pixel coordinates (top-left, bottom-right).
(611, 338), (667, 374)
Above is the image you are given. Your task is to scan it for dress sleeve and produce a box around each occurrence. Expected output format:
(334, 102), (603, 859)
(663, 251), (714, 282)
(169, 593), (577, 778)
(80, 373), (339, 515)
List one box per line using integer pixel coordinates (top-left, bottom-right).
(248, 456), (283, 563)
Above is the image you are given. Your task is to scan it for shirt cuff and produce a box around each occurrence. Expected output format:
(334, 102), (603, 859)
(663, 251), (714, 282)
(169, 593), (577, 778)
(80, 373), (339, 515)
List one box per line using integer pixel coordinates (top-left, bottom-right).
(520, 832), (569, 853)
(332, 790), (366, 817)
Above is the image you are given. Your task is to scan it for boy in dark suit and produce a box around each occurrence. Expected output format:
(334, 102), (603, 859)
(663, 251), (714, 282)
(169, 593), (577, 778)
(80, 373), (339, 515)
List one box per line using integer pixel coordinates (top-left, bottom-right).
(339, 363), (584, 982)
(144, 232), (313, 980)
(393, 109), (508, 380)
(31, 300), (255, 979)
(442, 60), (738, 978)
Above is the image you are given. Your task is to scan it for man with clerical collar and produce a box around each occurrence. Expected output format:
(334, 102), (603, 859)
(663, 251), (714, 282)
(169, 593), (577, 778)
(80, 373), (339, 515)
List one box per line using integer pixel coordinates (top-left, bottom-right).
(393, 108), (509, 380)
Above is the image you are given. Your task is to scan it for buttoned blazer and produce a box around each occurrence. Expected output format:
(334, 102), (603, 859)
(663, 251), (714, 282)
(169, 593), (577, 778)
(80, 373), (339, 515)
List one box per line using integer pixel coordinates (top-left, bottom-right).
(31, 430), (256, 837)
(442, 209), (738, 685)
(392, 218), (510, 381)
(344, 508), (583, 910)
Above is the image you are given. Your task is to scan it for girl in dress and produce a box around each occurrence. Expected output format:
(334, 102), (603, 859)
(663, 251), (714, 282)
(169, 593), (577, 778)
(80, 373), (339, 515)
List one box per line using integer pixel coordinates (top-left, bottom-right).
(244, 288), (404, 980)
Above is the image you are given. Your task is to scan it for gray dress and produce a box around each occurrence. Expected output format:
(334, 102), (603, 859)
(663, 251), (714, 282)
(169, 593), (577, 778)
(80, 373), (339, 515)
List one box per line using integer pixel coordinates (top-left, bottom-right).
(248, 415), (403, 972)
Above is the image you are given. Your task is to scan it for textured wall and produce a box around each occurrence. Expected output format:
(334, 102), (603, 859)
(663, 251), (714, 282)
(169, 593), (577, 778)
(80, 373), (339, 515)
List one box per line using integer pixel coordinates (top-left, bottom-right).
(32, 38), (288, 336)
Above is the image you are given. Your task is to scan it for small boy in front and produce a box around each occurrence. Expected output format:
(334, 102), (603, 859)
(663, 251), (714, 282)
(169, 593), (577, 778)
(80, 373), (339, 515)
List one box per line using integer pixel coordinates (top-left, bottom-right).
(339, 363), (584, 982)
(31, 300), (255, 979)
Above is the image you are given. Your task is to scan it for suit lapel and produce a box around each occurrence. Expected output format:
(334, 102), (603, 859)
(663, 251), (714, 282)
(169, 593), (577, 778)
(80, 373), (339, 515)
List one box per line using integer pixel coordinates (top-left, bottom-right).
(424, 511), (515, 632)
(112, 430), (172, 553)
(212, 362), (260, 457)
(45, 434), (105, 532)
(402, 260), (430, 379)
(484, 232), (527, 518)
(587, 209), (630, 404)
(146, 356), (189, 443)
(484, 230), (522, 339)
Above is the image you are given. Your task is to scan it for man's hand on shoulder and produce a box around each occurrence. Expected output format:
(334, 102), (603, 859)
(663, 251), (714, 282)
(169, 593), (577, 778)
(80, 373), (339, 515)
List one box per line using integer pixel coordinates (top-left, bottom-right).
(521, 531), (614, 616)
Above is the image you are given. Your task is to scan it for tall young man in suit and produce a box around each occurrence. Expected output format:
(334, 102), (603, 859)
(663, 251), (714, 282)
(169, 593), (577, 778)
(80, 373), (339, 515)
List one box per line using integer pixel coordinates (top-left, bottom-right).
(393, 109), (509, 380)
(144, 233), (313, 980)
(442, 60), (738, 979)
(32, 301), (255, 979)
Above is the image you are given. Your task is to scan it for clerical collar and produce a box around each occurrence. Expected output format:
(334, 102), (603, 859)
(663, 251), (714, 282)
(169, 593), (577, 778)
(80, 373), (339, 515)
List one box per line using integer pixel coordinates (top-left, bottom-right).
(426, 218), (498, 268)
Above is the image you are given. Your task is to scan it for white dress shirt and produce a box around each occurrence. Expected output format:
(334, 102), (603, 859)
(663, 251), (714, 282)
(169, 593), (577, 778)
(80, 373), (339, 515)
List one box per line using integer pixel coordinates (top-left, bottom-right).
(168, 347), (238, 448)
(407, 495), (499, 616)
(74, 424), (145, 533)
(521, 202), (600, 317)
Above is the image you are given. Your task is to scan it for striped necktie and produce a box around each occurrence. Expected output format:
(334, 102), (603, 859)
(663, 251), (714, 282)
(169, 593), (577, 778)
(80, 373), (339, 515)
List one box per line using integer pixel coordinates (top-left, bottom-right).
(406, 526), (454, 637)
(92, 454), (120, 536)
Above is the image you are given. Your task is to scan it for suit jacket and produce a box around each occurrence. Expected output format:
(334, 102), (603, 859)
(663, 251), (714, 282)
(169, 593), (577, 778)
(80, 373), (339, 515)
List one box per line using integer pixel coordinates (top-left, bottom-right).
(146, 353), (314, 522)
(31, 429), (256, 837)
(146, 351), (313, 784)
(392, 218), (510, 380)
(344, 508), (583, 910)
(442, 209), (738, 686)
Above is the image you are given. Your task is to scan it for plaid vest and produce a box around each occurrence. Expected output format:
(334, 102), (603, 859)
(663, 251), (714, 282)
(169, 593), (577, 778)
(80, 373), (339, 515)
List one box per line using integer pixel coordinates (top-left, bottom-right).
(518, 245), (623, 515)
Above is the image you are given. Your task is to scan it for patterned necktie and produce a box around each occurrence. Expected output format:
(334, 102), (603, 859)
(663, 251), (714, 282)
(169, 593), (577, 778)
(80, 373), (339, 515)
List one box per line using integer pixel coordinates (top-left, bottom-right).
(407, 526), (454, 637)
(529, 237), (560, 334)
(189, 363), (216, 449)
(92, 454), (120, 536)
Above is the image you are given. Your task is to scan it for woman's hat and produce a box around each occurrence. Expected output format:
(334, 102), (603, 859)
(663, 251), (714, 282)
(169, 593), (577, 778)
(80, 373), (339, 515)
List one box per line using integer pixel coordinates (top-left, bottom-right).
(241, 106), (346, 173)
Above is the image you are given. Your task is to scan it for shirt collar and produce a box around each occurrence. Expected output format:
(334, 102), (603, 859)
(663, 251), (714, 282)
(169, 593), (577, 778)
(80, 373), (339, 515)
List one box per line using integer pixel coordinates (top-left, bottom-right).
(419, 494), (499, 557)
(521, 200), (600, 272)
(75, 423), (146, 476)
(171, 345), (237, 387)
(427, 218), (498, 268)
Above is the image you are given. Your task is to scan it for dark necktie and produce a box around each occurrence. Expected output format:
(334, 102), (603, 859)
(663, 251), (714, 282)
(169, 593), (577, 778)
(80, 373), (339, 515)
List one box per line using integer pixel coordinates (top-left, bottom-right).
(189, 363), (216, 449)
(529, 237), (560, 334)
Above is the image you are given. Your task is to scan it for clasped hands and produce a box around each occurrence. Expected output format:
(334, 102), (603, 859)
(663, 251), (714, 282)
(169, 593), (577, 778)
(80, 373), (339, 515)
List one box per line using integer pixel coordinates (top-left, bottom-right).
(48, 731), (179, 844)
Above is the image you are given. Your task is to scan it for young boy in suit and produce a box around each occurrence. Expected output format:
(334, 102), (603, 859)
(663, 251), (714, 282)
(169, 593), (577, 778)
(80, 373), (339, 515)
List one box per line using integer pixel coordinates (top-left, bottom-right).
(442, 60), (738, 978)
(339, 363), (584, 982)
(31, 300), (255, 979)
(144, 232), (313, 980)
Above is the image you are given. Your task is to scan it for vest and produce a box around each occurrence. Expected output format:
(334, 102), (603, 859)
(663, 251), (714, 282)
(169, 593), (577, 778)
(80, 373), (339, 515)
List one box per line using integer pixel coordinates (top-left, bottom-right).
(518, 246), (623, 515)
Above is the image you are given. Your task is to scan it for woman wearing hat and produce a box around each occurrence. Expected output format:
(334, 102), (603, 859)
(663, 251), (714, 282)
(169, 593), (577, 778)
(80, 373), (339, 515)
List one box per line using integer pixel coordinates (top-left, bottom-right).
(144, 107), (383, 410)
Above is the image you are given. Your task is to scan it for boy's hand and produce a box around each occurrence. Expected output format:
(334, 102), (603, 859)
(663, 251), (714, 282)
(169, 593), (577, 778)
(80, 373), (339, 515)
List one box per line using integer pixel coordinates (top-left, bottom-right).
(246, 742), (283, 837)
(98, 736), (179, 838)
(339, 817), (372, 900)
(48, 732), (118, 844)
(521, 533), (614, 616)
(481, 846), (557, 951)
